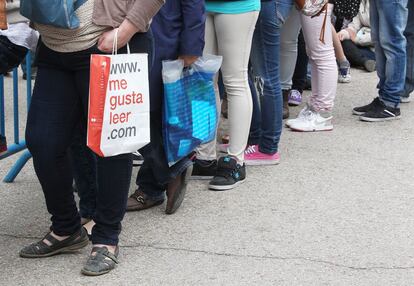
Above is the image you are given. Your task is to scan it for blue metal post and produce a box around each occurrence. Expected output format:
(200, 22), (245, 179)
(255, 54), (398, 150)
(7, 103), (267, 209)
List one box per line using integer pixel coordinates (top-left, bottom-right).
(12, 69), (19, 144)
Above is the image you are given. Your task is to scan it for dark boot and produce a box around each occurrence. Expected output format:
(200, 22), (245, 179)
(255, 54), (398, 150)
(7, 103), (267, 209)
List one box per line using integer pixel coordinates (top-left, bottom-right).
(282, 90), (290, 119)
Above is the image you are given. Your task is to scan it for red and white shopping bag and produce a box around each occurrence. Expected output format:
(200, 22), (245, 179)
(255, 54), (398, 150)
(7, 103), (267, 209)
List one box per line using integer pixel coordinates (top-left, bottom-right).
(87, 38), (150, 157)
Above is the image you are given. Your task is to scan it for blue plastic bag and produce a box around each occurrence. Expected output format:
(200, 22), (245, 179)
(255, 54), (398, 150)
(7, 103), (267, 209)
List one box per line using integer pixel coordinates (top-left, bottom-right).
(162, 55), (222, 164)
(20, 0), (87, 29)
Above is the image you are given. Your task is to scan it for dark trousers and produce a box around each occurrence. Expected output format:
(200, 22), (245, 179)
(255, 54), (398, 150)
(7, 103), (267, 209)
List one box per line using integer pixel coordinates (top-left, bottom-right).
(26, 33), (151, 245)
(341, 39), (375, 68)
(291, 30), (309, 93)
(0, 36), (27, 74)
(69, 124), (97, 220)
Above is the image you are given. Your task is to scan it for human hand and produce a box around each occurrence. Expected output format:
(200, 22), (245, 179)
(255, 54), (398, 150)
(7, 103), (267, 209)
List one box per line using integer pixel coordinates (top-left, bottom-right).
(97, 19), (139, 53)
(338, 30), (350, 41)
(179, 55), (199, 67)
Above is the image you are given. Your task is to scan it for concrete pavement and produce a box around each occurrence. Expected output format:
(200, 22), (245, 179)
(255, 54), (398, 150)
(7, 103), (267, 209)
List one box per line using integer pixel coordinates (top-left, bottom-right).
(1, 69), (414, 285)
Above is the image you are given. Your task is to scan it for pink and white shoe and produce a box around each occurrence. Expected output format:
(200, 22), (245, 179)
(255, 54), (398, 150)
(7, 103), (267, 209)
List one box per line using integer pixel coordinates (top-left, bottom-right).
(244, 145), (280, 166)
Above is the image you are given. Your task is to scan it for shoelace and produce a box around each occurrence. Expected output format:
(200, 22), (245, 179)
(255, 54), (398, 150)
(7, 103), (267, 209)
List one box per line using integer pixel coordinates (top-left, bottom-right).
(244, 145), (256, 155)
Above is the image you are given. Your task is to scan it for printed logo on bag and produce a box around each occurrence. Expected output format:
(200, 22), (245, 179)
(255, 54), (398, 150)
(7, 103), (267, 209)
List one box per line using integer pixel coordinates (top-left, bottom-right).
(87, 53), (150, 157)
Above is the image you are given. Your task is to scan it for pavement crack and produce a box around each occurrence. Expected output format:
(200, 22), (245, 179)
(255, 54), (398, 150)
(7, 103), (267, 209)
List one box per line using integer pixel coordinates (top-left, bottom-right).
(121, 243), (414, 272)
(2, 232), (414, 272)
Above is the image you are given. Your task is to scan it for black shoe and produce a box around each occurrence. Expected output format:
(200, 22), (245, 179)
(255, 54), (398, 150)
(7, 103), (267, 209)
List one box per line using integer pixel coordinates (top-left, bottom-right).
(191, 159), (217, 180)
(359, 102), (401, 122)
(19, 227), (89, 258)
(165, 165), (193, 214)
(208, 156), (246, 191)
(352, 97), (382, 115)
(132, 151), (144, 166)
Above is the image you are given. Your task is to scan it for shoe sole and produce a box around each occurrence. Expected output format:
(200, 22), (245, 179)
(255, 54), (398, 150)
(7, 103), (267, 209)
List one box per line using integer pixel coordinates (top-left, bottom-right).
(288, 101), (301, 106)
(165, 165), (193, 215)
(359, 115), (401, 122)
(208, 178), (246, 191)
(244, 160), (280, 166)
(19, 236), (89, 258)
(401, 98), (411, 103)
(289, 126), (333, 132)
(81, 267), (114, 276)
(352, 110), (365, 116)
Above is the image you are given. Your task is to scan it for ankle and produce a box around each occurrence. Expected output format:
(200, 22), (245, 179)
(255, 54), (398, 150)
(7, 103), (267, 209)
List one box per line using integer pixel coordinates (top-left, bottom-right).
(93, 244), (117, 254)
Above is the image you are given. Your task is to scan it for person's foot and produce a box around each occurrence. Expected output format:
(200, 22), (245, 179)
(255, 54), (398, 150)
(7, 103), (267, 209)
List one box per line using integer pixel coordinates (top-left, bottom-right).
(287, 107), (333, 132)
(244, 145), (280, 166)
(359, 100), (401, 122)
(338, 66), (351, 83)
(19, 228), (89, 258)
(132, 151), (144, 167)
(165, 165), (193, 214)
(81, 246), (119, 276)
(401, 96), (411, 103)
(363, 60), (376, 72)
(286, 104), (310, 128)
(288, 89), (302, 106)
(126, 189), (164, 212)
(0, 135), (7, 156)
(352, 97), (382, 115)
(191, 159), (217, 180)
(82, 219), (95, 237)
(282, 90), (290, 119)
(208, 156), (246, 191)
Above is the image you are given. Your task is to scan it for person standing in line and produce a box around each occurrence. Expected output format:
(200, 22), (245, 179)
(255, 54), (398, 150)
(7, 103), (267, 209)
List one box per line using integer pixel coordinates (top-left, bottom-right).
(353, 0), (408, 121)
(126, 0), (206, 214)
(283, 1), (338, 132)
(244, 0), (293, 166)
(192, 0), (259, 190)
(20, 0), (163, 276)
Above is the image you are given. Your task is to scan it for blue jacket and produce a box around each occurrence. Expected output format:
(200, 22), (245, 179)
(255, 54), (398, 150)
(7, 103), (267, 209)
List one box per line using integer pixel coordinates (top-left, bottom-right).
(149, 0), (206, 111)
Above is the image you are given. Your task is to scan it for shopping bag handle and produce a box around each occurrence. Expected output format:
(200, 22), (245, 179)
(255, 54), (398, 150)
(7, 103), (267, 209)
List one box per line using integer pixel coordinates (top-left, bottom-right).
(112, 28), (131, 55)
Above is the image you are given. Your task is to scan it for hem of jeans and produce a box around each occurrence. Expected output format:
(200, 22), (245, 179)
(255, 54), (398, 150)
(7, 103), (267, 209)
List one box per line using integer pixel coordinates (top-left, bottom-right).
(140, 189), (165, 201)
(258, 145), (278, 155)
(379, 97), (400, 109)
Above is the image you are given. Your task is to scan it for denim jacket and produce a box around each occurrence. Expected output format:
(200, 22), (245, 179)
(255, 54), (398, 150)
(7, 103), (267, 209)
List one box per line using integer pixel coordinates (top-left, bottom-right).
(92, 0), (165, 31)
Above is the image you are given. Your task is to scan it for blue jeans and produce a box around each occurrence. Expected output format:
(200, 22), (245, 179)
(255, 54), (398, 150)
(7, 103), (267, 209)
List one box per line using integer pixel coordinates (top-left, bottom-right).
(403, 0), (414, 98)
(371, 0), (409, 108)
(249, 0), (293, 154)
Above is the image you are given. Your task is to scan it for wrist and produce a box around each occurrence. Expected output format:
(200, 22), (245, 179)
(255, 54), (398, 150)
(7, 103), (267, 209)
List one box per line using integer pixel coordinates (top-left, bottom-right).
(118, 19), (139, 43)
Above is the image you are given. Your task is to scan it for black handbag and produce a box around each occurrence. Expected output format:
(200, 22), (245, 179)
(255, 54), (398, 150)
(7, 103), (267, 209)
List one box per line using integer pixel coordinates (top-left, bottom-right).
(334, 0), (362, 20)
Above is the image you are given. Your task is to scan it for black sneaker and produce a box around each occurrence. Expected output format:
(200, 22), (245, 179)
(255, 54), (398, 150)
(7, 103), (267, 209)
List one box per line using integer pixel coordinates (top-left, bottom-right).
(352, 97), (382, 115)
(359, 102), (401, 122)
(208, 156), (246, 191)
(132, 151), (144, 166)
(191, 159), (217, 180)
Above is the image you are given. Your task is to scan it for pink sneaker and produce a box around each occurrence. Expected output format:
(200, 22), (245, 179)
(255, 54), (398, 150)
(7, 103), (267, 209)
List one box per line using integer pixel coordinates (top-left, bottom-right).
(244, 145), (280, 166)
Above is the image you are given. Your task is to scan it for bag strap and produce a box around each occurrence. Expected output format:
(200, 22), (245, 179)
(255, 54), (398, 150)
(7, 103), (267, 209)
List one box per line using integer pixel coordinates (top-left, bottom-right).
(74, 0), (88, 11)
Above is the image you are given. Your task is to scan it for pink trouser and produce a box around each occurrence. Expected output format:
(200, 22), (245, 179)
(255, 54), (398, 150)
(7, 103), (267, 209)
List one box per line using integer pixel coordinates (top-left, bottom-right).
(300, 4), (337, 112)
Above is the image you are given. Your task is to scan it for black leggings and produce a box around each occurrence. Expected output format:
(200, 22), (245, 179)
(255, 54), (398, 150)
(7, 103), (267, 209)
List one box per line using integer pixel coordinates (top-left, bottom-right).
(341, 39), (375, 68)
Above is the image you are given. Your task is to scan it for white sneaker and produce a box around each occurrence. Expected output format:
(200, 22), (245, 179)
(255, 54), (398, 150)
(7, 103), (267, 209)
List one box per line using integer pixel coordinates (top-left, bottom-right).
(288, 109), (333, 132)
(401, 96), (411, 103)
(286, 105), (310, 128)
